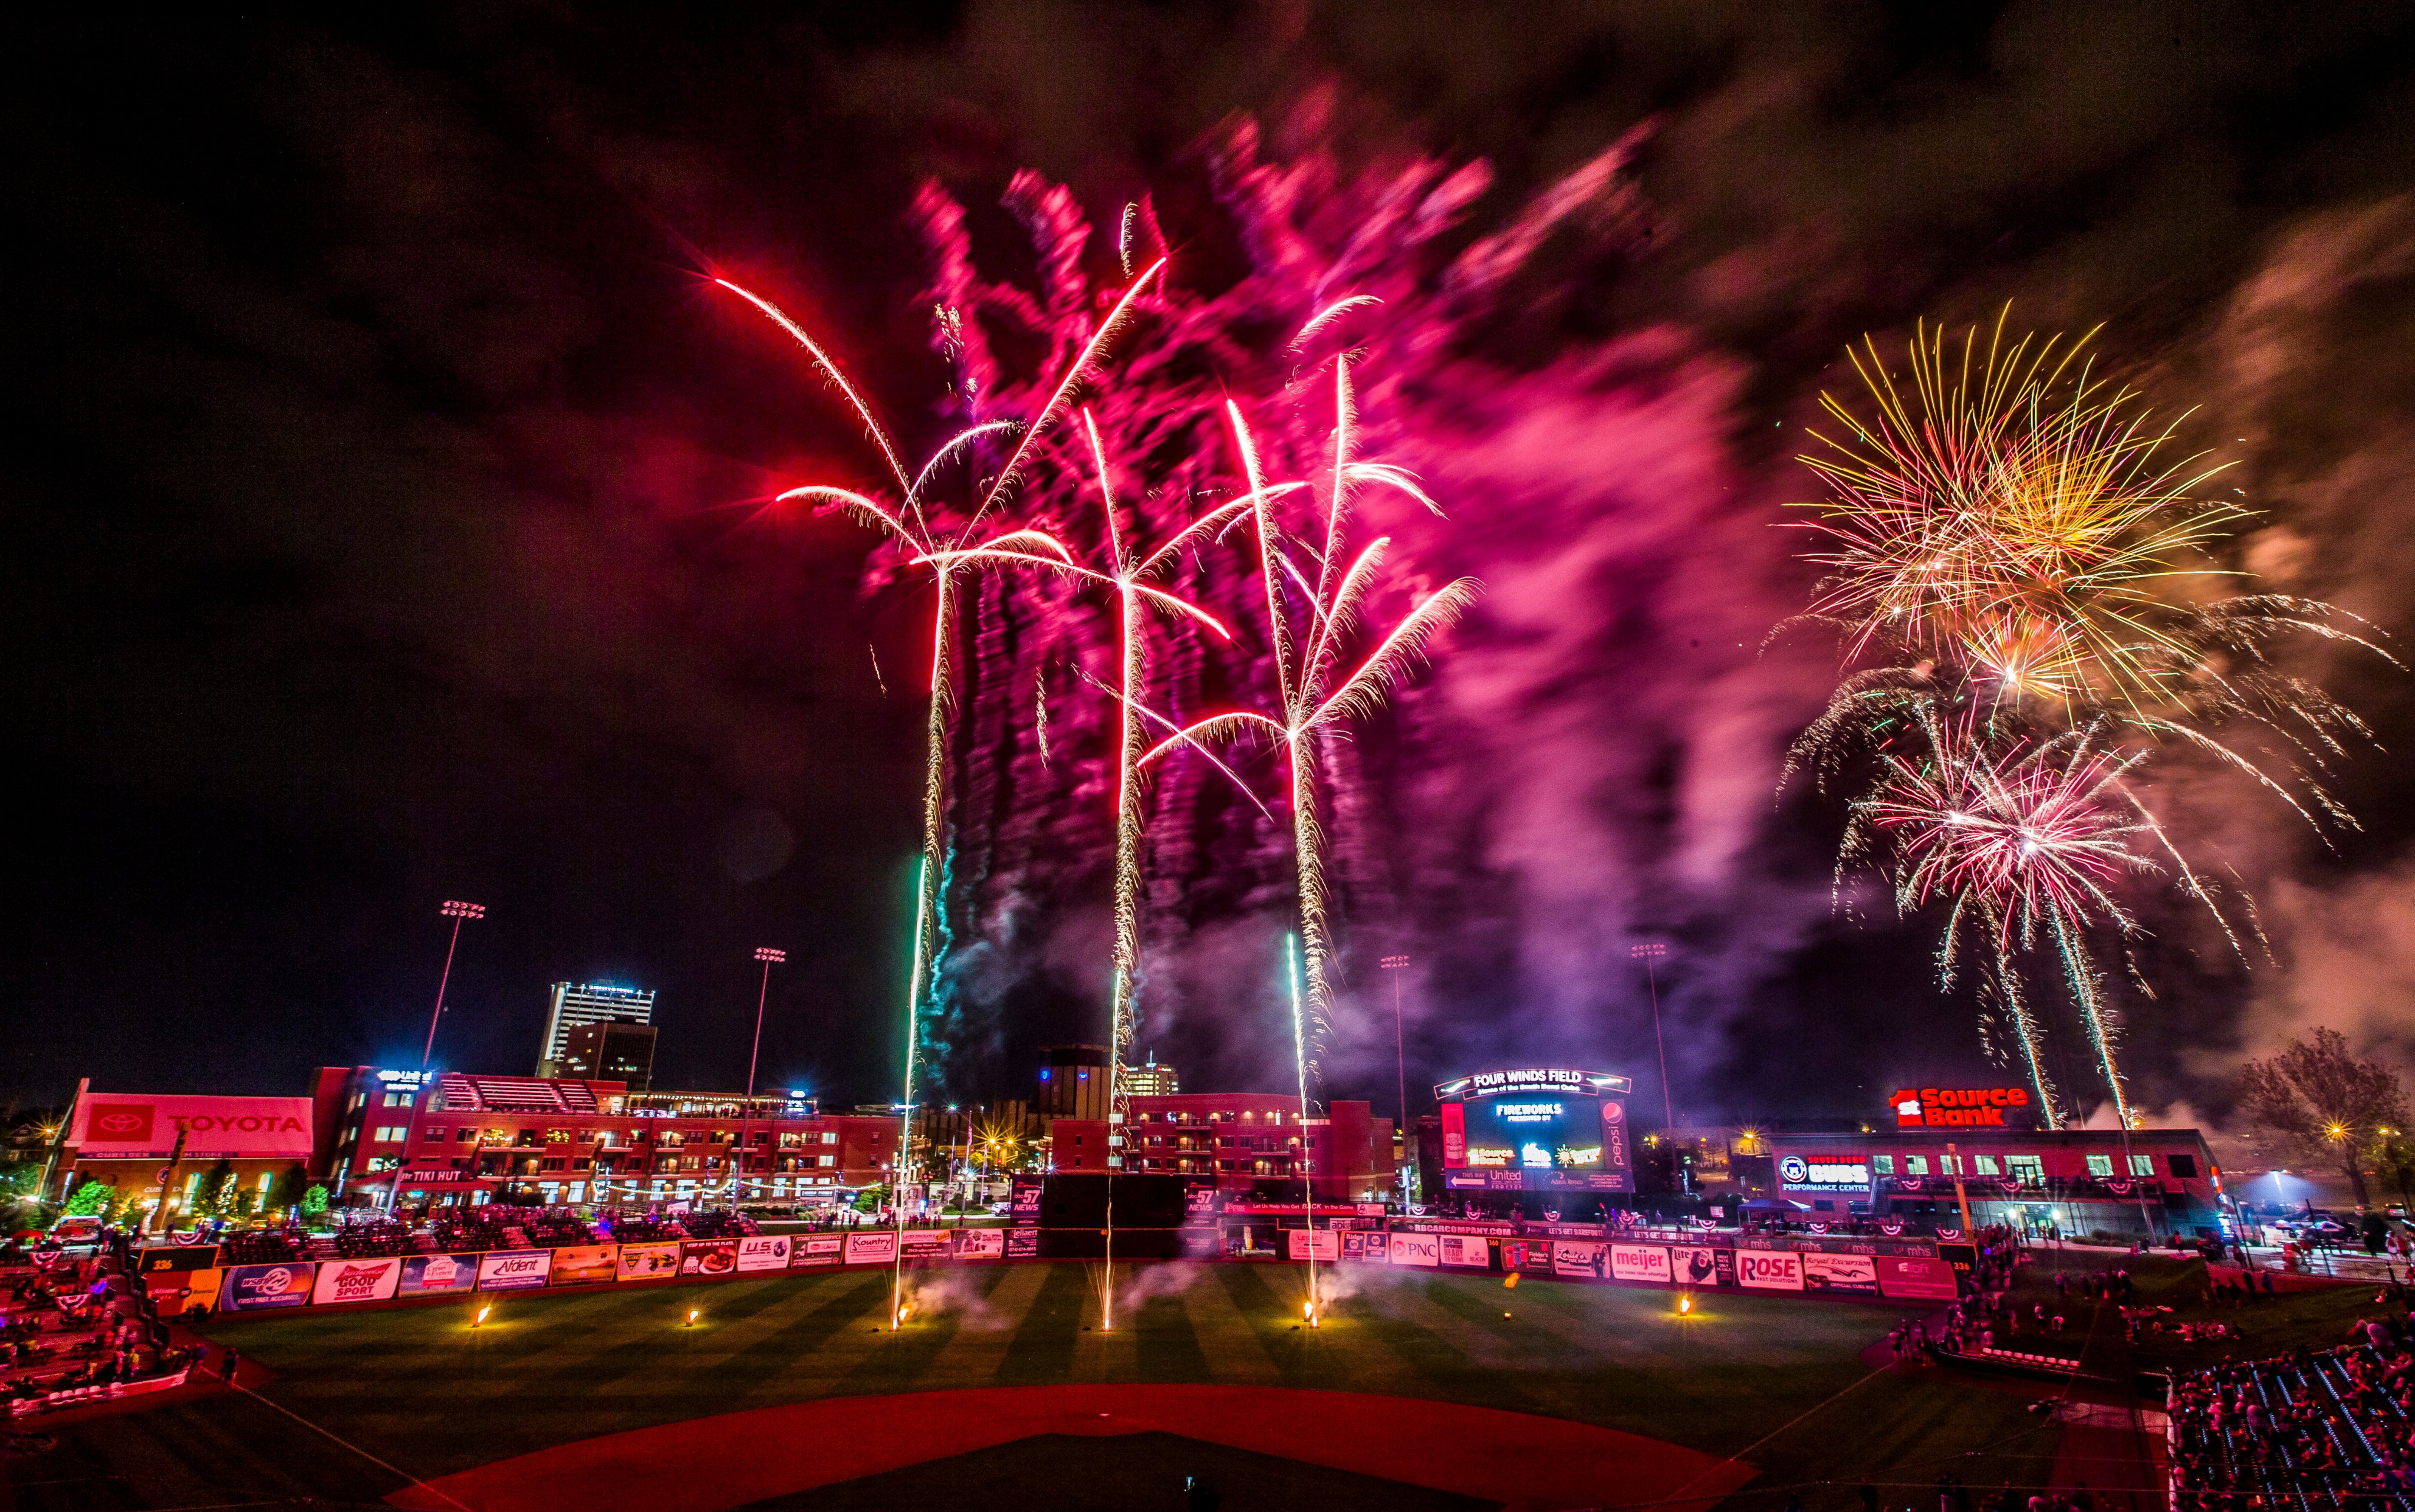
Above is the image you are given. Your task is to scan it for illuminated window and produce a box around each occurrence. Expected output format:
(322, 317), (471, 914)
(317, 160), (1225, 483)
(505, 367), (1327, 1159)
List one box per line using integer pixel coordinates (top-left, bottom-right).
(2005, 1156), (2043, 1184)
(2087, 1154), (2114, 1177)
(1973, 1155), (2000, 1175)
(1905, 1155), (1929, 1175)
(1872, 1154), (1894, 1175)
(1940, 1155), (1961, 1175)
(2129, 1154), (2154, 1177)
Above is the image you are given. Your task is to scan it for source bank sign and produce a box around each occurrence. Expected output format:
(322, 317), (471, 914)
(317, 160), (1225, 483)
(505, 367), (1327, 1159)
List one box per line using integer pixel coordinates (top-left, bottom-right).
(70, 1095), (315, 1159)
(1892, 1086), (2033, 1129)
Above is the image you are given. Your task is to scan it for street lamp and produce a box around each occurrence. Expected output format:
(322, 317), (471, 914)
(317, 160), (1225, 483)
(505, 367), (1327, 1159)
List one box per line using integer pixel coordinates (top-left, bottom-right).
(1631, 943), (1674, 1132)
(733, 947), (785, 1213)
(1380, 955), (1412, 1199)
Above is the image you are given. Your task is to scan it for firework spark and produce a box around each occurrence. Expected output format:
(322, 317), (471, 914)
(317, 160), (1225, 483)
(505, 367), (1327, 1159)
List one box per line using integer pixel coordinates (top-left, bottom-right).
(1847, 711), (2164, 1124)
(1140, 351), (1476, 1075)
(715, 262), (1164, 1231)
(1785, 312), (2390, 1123)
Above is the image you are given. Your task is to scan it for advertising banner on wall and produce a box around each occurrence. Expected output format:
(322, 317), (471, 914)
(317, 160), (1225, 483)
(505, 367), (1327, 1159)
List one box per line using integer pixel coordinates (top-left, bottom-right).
(616, 1242), (681, 1282)
(398, 1253), (481, 1295)
(1554, 1241), (1609, 1280)
(1437, 1234), (1491, 1269)
(678, 1240), (738, 1279)
(154, 1267), (222, 1316)
(900, 1230), (953, 1260)
(1875, 1254), (1959, 1300)
(844, 1231), (898, 1266)
(1802, 1253), (1881, 1294)
(1736, 1249), (1805, 1292)
(1611, 1243), (1674, 1284)
(478, 1250), (554, 1291)
(548, 1245), (620, 1286)
(70, 1095), (316, 1159)
(1671, 1246), (1725, 1288)
(222, 1261), (317, 1312)
(1285, 1228), (1341, 1262)
(792, 1235), (844, 1268)
(735, 1236), (791, 1272)
(1499, 1239), (1551, 1272)
(1390, 1231), (1440, 1267)
(957, 1228), (1004, 1259)
(310, 1258), (402, 1306)
(1005, 1228), (1039, 1259)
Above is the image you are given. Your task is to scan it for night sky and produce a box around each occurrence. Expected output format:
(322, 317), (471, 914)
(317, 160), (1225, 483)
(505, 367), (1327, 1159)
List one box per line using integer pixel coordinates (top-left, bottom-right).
(9, 5), (2415, 1126)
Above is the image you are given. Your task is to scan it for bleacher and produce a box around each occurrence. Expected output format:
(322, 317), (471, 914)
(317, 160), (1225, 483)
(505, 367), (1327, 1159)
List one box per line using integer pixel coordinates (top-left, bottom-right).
(216, 1229), (305, 1266)
(327, 1219), (422, 1259)
(2169, 1341), (2415, 1509)
(593, 1210), (685, 1244)
(678, 1210), (760, 1241)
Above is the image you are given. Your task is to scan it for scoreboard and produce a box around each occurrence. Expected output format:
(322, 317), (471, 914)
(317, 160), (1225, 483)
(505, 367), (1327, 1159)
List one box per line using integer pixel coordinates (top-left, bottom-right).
(1433, 1067), (1636, 1193)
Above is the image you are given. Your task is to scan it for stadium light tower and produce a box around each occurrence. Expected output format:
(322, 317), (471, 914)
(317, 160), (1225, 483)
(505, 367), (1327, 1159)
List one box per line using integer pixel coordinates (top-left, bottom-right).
(390, 900), (483, 1213)
(420, 901), (486, 1071)
(1631, 942), (1674, 1132)
(1379, 955), (1412, 1171)
(733, 947), (785, 1212)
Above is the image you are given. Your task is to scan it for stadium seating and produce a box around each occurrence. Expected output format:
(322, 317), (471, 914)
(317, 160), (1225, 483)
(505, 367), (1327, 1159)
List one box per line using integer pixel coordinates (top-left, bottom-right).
(2168, 1336), (2415, 1508)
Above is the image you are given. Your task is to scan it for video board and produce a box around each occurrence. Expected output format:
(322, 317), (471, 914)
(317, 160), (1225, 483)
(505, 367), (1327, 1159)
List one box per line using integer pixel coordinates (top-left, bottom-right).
(1434, 1068), (1635, 1193)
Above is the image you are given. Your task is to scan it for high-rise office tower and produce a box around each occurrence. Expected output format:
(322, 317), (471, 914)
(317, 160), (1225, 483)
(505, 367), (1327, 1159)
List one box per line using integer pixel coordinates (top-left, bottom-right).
(538, 982), (656, 1077)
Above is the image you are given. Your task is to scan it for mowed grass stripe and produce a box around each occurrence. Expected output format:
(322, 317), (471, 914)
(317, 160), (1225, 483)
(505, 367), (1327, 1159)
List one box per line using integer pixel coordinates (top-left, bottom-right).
(1131, 1269), (1211, 1381)
(1177, 1260), (1282, 1383)
(1212, 1261), (1363, 1392)
(921, 1261), (1044, 1385)
(995, 1257), (1093, 1385)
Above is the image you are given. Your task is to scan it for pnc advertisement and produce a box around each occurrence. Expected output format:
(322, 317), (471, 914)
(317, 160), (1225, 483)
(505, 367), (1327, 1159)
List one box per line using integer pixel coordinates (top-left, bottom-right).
(70, 1095), (315, 1159)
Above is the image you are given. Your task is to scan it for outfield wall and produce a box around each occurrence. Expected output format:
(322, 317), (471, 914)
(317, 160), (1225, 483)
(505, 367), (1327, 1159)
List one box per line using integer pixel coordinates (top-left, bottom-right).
(143, 1220), (1957, 1317)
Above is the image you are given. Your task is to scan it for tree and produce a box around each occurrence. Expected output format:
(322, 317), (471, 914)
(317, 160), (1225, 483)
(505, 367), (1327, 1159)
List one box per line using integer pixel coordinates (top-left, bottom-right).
(266, 1163), (307, 1215)
(189, 1158), (236, 1220)
(64, 1178), (114, 1217)
(2238, 1027), (2409, 1207)
(301, 1184), (330, 1221)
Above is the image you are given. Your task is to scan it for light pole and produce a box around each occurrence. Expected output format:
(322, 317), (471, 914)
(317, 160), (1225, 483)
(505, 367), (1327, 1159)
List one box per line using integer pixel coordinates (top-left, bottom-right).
(422, 901), (486, 1070)
(1380, 955), (1412, 1202)
(1631, 943), (1674, 1133)
(393, 900), (482, 1213)
(734, 947), (784, 1213)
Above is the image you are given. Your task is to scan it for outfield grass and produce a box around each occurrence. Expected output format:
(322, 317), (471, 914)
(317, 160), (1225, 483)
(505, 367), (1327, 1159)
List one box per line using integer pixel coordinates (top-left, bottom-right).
(16, 1262), (2062, 1510)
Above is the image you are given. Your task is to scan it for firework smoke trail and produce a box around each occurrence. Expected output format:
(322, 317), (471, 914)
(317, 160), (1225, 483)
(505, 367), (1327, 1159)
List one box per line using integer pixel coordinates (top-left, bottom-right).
(893, 856), (928, 1330)
(1287, 929), (1317, 1322)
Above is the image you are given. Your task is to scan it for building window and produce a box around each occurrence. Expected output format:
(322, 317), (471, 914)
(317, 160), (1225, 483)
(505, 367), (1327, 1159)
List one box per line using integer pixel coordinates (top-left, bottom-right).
(1904, 1155), (1929, 1175)
(1973, 1155), (2000, 1175)
(1872, 1154), (1894, 1175)
(2129, 1154), (2155, 1177)
(2005, 1156), (2044, 1185)
(818, 1155), (834, 1167)
(2087, 1154), (2114, 1177)
(2168, 1154), (2199, 1178)
(822, 1131), (837, 1144)
(1939, 1155), (1960, 1175)
(456, 1128), (477, 1142)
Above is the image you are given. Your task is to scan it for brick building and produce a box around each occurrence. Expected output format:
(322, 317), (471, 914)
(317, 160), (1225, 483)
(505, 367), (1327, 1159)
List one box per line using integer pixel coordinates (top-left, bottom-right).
(1052, 1093), (1397, 1201)
(318, 1067), (897, 1210)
